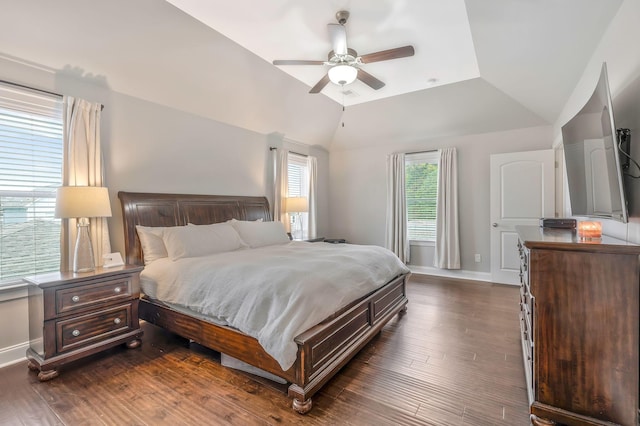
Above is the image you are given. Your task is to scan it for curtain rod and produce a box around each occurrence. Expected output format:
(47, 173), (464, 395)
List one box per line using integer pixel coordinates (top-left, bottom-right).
(405, 149), (438, 155)
(0, 79), (104, 111)
(269, 146), (308, 158)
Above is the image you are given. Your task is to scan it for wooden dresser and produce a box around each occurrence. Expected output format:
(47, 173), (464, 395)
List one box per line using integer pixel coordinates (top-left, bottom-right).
(516, 226), (639, 426)
(25, 265), (143, 381)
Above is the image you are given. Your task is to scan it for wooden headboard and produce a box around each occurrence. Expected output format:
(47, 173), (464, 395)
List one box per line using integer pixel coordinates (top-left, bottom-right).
(118, 192), (272, 265)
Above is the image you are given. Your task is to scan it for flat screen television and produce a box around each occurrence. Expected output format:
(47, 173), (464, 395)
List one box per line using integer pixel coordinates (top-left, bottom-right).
(561, 62), (628, 223)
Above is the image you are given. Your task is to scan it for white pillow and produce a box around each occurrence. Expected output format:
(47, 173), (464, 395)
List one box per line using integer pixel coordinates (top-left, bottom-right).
(136, 225), (170, 265)
(162, 222), (246, 260)
(230, 220), (290, 248)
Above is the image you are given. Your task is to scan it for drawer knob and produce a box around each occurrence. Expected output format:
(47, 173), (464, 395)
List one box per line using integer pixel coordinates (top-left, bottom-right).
(113, 318), (121, 325)
(114, 287), (121, 294)
(72, 329), (80, 337)
(72, 295), (80, 303)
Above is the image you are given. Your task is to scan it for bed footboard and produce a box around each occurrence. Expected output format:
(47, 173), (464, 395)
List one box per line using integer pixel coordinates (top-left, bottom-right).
(288, 273), (408, 413)
(138, 273), (408, 414)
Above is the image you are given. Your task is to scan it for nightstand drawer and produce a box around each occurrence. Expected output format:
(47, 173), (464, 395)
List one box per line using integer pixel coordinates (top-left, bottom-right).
(56, 277), (133, 316)
(56, 304), (132, 353)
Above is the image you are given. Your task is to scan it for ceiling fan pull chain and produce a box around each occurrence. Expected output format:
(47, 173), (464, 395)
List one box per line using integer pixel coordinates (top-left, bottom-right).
(342, 91), (345, 127)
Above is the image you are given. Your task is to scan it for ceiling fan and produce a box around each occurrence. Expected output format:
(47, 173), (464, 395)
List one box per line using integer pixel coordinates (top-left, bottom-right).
(272, 11), (415, 94)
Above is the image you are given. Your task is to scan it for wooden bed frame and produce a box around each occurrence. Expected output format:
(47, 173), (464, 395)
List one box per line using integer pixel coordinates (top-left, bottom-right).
(118, 191), (409, 414)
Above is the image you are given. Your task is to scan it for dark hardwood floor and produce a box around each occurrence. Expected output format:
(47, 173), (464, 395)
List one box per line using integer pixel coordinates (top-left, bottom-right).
(0, 276), (530, 425)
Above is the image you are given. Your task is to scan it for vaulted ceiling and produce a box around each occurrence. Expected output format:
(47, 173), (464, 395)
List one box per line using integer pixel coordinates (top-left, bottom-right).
(167, 0), (481, 107)
(0, 0), (623, 150)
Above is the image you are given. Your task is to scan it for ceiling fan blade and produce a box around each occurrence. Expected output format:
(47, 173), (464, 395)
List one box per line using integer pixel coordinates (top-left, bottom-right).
(273, 60), (325, 66)
(309, 74), (331, 94)
(359, 45), (415, 64)
(357, 69), (385, 90)
(328, 23), (348, 55)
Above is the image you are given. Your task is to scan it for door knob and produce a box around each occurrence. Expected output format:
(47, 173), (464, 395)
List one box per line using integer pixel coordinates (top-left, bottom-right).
(492, 223), (498, 227)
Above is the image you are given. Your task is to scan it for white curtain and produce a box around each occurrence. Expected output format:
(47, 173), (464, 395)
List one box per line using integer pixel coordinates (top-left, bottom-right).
(307, 155), (318, 239)
(273, 148), (290, 230)
(61, 97), (111, 271)
(385, 153), (409, 263)
(434, 147), (460, 269)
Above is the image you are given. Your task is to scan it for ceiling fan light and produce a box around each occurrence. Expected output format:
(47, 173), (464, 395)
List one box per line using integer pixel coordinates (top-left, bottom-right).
(328, 64), (358, 86)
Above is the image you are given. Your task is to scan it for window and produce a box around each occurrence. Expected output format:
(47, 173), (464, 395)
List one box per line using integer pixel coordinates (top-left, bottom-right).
(287, 153), (309, 239)
(0, 83), (63, 283)
(405, 151), (439, 242)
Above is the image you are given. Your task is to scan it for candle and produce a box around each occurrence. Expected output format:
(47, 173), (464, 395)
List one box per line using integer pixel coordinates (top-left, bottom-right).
(578, 221), (602, 240)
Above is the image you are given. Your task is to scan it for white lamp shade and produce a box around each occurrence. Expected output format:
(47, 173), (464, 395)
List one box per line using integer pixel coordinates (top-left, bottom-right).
(55, 186), (112, 218)
(328, 64), (358, 86)
(285, 197), (309, 213)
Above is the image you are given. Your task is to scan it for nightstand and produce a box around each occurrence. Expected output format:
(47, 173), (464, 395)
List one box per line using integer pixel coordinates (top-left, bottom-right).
(324, 238), (347, 244)
(25, 264), (144, 381)
(305, 237), (326, 242)
(290, 236), (326, 242)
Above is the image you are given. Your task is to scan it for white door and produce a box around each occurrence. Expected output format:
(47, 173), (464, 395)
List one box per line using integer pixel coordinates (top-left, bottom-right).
(490, 150), (554, 284)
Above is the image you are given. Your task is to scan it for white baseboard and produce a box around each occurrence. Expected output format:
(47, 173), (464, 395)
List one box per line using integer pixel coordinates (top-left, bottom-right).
(0, 341), (28, 369)
(408, 265), (493, 283)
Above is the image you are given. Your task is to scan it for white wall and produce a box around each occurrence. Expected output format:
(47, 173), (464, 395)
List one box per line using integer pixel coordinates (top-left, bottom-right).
(104, 98), (331, 253)
(103, 91), (268, 255)
(328, 125), (553, 275)
(0, 56), (330, 365)
(0, 287), (29, 367)
(553, 0), (640, 242)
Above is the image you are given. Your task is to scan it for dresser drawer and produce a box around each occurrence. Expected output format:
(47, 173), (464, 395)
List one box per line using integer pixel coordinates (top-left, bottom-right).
(520, 308), (534, 406)
(518, 243), (529, 286)
(56, 277), (133, 316)
(520, 311), (533, 358)
(519, 255), (529, 286)
(522, 287), (533, 314)
(520, 268), (529, 288)
(56, 304), (132, 353)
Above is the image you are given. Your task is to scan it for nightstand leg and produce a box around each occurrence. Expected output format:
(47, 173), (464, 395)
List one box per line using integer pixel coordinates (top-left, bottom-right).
(26, 359), (39, 372)
(292, 397), (312, 414)
(37, 369), (59, 382)
(125, 338), (142, 349)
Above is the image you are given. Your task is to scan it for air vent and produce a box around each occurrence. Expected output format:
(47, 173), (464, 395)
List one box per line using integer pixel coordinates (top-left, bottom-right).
(341, 90), (359, 97)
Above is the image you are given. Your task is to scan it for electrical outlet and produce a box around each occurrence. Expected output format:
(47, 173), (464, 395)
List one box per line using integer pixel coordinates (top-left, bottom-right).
(474, 254), (481, 263)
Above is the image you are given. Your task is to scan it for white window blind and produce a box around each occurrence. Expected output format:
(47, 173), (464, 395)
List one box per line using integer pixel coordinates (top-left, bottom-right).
(287, 153), (308, 197)
(0, 83), (63, 283)
(405, 151), (439, 242)
(287, 153), (309, 239)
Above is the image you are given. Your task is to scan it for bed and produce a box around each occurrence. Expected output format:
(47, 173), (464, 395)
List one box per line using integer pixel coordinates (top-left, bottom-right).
(118, 191), (409, 414)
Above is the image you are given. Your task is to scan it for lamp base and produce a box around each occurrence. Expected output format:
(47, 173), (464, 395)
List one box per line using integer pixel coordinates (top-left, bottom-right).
(74, 218), (95, 273)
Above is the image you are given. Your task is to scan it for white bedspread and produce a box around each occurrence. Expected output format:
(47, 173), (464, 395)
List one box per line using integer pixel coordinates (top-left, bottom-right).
(140, 241), (409, 370)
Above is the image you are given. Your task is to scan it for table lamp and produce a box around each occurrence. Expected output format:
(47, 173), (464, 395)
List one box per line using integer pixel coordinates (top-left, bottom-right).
(55, 186), (112, 272)
(285, 196), (309, 240)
